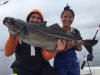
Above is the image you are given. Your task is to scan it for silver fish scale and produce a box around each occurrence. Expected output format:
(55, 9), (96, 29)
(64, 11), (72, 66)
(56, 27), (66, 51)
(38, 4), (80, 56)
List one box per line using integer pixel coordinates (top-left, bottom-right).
(38, 25), (80, 41)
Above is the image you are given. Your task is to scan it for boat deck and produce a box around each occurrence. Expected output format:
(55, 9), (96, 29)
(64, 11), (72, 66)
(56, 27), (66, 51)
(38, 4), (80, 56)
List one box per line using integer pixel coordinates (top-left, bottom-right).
(81, 67), (100, 75)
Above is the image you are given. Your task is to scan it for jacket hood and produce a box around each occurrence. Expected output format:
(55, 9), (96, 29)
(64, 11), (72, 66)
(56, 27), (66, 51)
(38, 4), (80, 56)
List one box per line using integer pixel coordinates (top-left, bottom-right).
(26, 9), (44, 22)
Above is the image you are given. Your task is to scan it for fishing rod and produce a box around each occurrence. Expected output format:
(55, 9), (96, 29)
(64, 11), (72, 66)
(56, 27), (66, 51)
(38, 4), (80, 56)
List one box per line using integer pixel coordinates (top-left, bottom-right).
(93, 24), (100, 40)
(81, 24), (100, 75)
(81, 24), (100, 70)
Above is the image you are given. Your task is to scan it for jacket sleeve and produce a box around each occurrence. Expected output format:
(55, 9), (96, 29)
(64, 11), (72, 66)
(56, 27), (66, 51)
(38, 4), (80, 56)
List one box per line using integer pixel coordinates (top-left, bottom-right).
(42, 49), (57, 61)
(4, 35), (19, 57)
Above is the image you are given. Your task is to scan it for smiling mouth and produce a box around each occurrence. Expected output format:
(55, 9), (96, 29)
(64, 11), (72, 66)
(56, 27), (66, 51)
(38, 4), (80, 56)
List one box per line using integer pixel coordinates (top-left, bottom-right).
(64, 21), (72, 25)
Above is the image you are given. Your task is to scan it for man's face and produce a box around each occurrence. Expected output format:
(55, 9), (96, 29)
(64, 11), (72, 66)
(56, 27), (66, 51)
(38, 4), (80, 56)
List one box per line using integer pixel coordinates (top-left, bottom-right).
(29, 13), (41, 24)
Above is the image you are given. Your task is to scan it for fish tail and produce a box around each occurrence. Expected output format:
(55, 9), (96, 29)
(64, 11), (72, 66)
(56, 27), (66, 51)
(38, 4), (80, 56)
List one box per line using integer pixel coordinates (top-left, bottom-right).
(83, 40), (98, 54)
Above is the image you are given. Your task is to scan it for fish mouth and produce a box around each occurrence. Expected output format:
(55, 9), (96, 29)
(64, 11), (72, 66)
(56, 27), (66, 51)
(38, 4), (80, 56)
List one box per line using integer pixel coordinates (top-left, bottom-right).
(3, 17), (24, 34)
(3, 17), (8, 24)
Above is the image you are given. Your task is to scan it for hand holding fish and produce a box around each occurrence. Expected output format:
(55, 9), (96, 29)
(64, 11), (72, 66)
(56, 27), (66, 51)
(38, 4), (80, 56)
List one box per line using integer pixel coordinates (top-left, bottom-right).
(65, 41), (74, 50)
(8, 30), (16, 38)
(55, 39), (66, 53)
(76, 40), (83, 51)
(56, 40), (83, 53)
(56, 40), (74, 53)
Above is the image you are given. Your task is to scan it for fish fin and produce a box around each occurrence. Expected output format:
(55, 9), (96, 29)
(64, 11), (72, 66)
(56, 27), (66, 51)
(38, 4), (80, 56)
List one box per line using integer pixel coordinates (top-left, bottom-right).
(49, 23), (63, 30)
(39, 21), (47, 26)
(83, 40), (98, 55)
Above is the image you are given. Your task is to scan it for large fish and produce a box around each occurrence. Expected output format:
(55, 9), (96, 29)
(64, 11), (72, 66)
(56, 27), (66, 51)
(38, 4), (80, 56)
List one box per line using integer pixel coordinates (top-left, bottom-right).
(3, 17), (98, 54)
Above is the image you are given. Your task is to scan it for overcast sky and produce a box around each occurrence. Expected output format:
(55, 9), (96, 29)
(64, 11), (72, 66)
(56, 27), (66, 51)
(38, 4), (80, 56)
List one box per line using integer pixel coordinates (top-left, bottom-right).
(0, 0), (100, 49)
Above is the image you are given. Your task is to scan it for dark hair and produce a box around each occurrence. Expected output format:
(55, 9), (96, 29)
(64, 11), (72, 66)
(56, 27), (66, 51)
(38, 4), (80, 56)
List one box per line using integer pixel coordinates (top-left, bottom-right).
(26, 12), (43, 22)
(61, 5), (75, 18)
